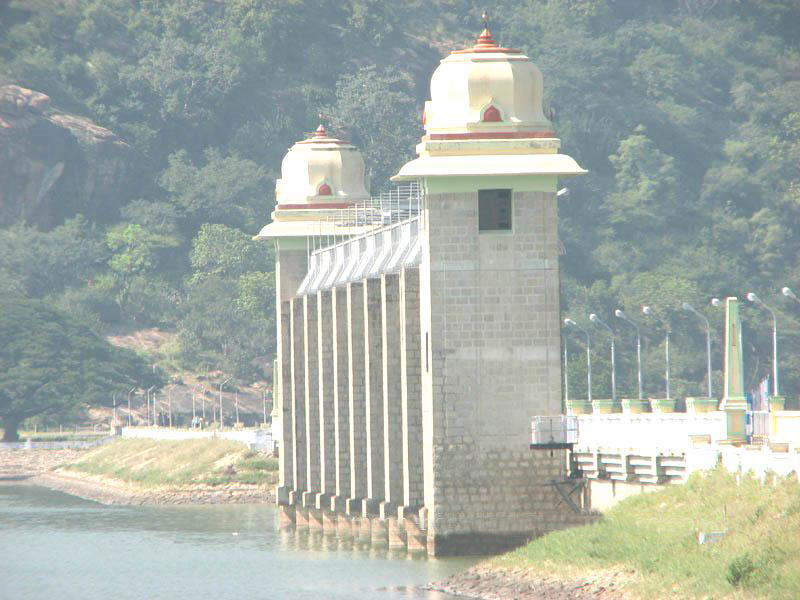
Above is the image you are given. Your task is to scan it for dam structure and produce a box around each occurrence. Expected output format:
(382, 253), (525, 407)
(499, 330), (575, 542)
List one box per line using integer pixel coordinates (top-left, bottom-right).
(257, 24), (590, 555)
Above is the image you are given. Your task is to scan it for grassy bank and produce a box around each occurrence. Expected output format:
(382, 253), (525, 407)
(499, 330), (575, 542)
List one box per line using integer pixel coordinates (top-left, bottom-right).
(493, 469), (800, 599)
(65, 438), (277, 487)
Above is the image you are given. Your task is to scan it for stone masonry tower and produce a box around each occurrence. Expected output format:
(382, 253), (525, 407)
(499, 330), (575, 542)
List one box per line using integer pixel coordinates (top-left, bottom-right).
(393, 24), (586, 554)
(257, 21), (590, 557)
(257, 125), (369, 506)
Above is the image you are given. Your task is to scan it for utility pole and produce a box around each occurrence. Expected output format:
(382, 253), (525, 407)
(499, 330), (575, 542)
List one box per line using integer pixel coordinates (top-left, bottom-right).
(219, 378), (231, 429)
(127, 387), (136, 427)
(235, 391), (240, 426)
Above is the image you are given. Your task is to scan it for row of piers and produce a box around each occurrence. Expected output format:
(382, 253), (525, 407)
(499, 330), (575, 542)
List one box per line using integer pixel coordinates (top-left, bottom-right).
(278, 504), (428, 552)
(275, 266), (427, 550)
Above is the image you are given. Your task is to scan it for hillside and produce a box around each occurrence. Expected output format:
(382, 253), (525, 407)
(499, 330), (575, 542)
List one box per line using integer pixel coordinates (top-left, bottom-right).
(1, 1), (799, 421)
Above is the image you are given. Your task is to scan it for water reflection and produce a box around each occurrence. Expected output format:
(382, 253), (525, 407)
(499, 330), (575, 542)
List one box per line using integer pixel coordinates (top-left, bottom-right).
(0, 483), (477, 600)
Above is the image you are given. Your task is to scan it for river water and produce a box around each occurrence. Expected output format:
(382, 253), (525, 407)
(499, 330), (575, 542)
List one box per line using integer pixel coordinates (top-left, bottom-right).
(0, 482), (478, 600)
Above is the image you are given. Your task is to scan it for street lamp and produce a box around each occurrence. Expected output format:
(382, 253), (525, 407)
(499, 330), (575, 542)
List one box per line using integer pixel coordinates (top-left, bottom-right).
(562, 336), (569, 405)
(747, 292), (779, 397)
(167, 386), (173, 428)
(589, 313), (616, 402)
(127, 387), (136, 427)
(643, 306), (670, 399)
(235, 391), (240, 426)
(192, 385), (202, 424)
(146, 385), (156, 426)
(682, 302), (713, 398)
(782, 287), (800, 305)
(711, 297), (723, 308)
(615, 309), (643, 401)
(564, 318), (591, 403)
(219, 378), (231, 428)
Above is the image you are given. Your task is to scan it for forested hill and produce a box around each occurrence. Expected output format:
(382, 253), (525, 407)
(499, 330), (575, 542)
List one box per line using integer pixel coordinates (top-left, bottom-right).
(1, 1), (799, 402)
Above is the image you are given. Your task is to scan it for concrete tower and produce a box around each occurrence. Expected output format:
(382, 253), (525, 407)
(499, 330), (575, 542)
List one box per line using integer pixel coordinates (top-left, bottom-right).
(256, 125), (369, 509)
(393, 24), (586, 554)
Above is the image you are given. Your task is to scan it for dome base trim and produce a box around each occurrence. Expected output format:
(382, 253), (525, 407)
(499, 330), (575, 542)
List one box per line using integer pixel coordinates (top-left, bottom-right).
(426, 131), (555, 141)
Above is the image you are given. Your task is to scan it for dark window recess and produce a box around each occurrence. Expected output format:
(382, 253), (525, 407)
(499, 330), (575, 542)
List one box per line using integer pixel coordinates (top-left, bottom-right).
(478, 189), (512, 231)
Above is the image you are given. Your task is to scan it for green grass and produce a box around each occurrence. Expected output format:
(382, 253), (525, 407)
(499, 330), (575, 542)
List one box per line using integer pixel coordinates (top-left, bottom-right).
(495, 469), (800, 599)
(65, 438), (278, 488)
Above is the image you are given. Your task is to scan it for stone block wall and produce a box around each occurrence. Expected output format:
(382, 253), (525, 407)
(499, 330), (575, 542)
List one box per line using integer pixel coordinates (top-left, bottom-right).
(273, 187), (580, 554)
(317, 290), (336, 496)
(419, 190), (565, 551)
(347, 282), (368, 504)
(382, 273), (404, 509)
(332, 288), (350, 502)
(364, 278), (385, 511)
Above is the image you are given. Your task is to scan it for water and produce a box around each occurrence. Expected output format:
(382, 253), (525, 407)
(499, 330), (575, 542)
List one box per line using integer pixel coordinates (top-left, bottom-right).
(0, 482), (478, 600)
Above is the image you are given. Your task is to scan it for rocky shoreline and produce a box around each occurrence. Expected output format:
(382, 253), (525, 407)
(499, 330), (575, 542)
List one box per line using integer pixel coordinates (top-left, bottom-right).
(425, 564), (631, 600)
(0, 447), (274, 505)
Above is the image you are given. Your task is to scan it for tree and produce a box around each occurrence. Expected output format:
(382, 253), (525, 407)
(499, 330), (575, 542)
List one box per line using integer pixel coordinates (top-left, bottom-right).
(103, 223), (180, 315)
(0, 298), (161, 441)
(189, 223), (273, 281)
(325, 65), (421, 190)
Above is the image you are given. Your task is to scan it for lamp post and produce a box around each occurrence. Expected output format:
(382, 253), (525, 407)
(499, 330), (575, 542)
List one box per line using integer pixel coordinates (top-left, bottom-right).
(682, 302), (713, 399)
(192, 384), (202, 424)
(564, 318), (591, 403)
(262, 388), (268, 427)
(146, 385), (156, 426)
(643, 306), (670, 399)
(127, 387), (136, 427)
(782, 286), (800, 306)
(167, 386), (173, 428)
(747, 292), (779, 397)
(615, 309), (643, 402)
(589, 313), (616, 402)
(112, 392), (117, 427)
(562, 337), (569, 405)
(219, 378), (231, 429)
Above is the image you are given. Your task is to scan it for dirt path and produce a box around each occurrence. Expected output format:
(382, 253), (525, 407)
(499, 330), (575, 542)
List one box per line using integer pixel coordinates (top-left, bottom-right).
(32, 470), (274, 505)
(0, 447), (82, 476)
(426, 564), (632, 600)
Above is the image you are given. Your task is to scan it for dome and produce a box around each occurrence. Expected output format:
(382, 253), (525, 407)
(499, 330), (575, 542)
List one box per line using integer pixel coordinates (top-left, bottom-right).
(423, 27), (552, 138)
(275, 124), (369, 209)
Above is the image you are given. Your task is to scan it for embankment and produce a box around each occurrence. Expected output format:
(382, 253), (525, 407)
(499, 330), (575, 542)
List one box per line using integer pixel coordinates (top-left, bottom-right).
(1, 438), (277, 505)
(430, 469), (800, 599)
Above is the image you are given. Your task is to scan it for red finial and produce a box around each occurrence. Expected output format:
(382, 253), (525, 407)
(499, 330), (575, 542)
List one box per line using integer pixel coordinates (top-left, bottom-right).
(315, 123), (326, 138)
(452, 11), (520, 54)
(476, 10), (497, 48)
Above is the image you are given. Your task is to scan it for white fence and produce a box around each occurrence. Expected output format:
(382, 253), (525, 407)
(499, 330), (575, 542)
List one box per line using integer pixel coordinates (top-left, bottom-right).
(121, 427), (273, 451)
(576, 412), (728, 452)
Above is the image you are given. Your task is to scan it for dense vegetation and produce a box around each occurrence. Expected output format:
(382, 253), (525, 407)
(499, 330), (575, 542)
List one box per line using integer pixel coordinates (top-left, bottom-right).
(0, 298), (161, 440)
(1, 1), (799, 404)
(495, 469), (800, 599)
